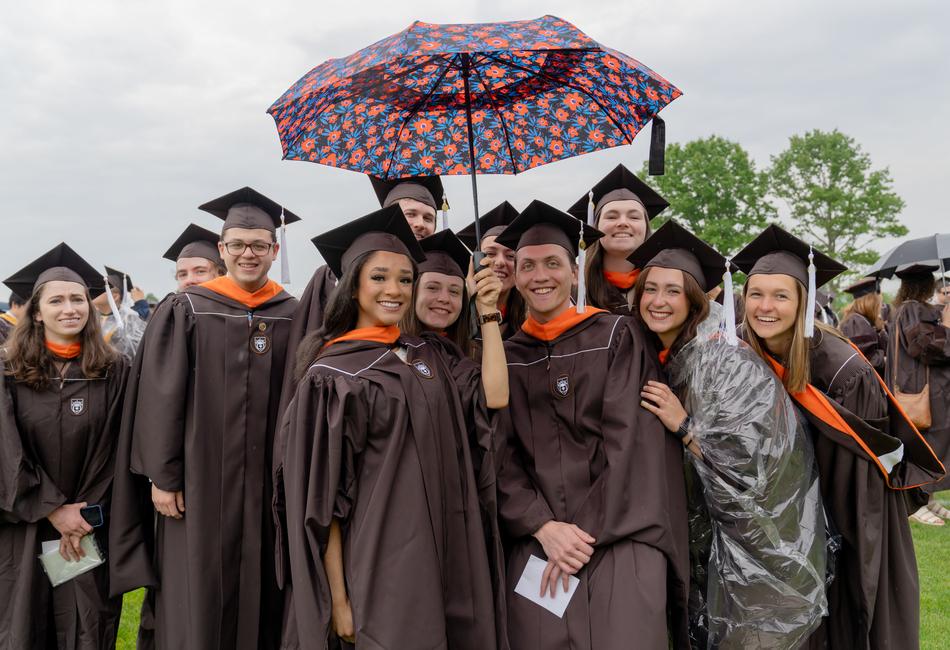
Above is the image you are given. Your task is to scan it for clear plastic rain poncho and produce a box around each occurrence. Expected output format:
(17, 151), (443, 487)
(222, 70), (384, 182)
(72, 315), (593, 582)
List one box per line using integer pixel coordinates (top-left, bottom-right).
(665, 303), (829, 649)
(99, 280), (146, 361)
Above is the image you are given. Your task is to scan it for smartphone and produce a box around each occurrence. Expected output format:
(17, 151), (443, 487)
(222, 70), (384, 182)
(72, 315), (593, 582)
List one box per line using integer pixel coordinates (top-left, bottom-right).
(80, 504), (104, 528)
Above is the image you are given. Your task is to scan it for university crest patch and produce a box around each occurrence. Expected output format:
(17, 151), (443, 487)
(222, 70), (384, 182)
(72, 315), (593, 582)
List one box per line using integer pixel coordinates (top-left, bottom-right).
(554, 374), (570, 398)
(69, 398), (85, 415)
(412, 360), (433, 378)
(251, 334), (270, 354)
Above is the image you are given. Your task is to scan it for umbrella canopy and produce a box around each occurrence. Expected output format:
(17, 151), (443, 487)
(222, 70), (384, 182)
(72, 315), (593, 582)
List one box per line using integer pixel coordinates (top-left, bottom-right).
(268, 15), (679, 178)
(865, 233), (950, 278)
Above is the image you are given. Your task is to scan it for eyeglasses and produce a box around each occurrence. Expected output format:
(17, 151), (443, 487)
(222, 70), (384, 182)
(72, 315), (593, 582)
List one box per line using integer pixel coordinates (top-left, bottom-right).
(222, 241), (273, 256)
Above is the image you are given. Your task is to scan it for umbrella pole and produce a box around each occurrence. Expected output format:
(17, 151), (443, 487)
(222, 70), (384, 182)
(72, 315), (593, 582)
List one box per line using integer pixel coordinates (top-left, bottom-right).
(461, 53), (484, 267)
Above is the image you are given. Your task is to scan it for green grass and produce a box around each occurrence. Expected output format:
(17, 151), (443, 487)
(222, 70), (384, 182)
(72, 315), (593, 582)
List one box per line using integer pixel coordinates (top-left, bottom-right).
(116, 493), (950, 648)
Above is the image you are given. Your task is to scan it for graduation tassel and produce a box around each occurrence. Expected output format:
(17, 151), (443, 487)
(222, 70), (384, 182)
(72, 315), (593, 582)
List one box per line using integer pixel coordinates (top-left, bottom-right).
(721, 259), (738, 346)
(576, 220), (587, 314)
(279, 208), (291, 285)
(804, 246), (816, 338)
(441, 193), (450, 231)
(120, 273), (134, 310)
(102, 269), (124, 330)
(586, 190), (595, 226)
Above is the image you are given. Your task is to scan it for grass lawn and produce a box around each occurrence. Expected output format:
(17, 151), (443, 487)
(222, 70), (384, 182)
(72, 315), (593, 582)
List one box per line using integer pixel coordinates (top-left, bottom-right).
(116, 493), (950, 648)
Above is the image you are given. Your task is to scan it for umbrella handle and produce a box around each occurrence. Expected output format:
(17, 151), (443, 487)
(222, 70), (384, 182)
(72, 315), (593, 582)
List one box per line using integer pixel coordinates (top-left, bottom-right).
(473, 251), (486, 268)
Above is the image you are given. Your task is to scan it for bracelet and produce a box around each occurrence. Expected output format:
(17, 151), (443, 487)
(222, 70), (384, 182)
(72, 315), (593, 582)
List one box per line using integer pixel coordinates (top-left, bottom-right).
(676, 415), (692, 441)
(478, 311), (502, 326)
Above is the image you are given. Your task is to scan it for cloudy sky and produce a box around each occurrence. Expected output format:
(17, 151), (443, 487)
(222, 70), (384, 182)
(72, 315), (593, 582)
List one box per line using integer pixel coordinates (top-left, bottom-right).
(2, 0), (947, 295)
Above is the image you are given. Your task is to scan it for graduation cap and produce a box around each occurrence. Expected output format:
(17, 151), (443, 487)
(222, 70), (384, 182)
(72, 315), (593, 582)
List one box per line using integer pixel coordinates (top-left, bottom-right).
(104, 266), (133, 292)
(566, 164), (669, 226)
(418, 230), (471, 280)
(312, 205), (427, 279)
(495, 201), (604, 313)
(369, 174), (445, 212)
(3, 242), (105, 299)
(627, 220), (735, 293)
(163, 223), (223, 265)
(732, 224), (847, 337)
(198, 186), (301, 284)
(457, 201), (520, 250)
(894, 262), (938, 279)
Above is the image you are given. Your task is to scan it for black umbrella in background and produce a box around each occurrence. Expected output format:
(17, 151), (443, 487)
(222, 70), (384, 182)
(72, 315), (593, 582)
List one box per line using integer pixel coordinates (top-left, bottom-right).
(866, 233), (950, 282)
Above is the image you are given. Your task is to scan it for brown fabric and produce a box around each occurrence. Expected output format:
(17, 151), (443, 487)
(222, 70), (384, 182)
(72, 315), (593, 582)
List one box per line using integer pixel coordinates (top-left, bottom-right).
(178, 241), (222, 264)
(645, 249), (706, 289)
(498, 313), (690, 649)
(382, 182), (436, 209)
(417, 251), (465, 279)
(340, 232), (413, 275)
(594, 188), (645, 220)
(790, 331), (924, 649)
(274, 336), (504, 650)
(108, 286), (297, 650)
(840, 313), (888, 378)
(748, 251), (809, 286)
(1, 356), (128, 649)
(482, 225), (508, 241)
(223, 203), (278, 233)
(886, 301), (950, 492)
(515, 223), (575, 254)
(34, 266), (87, 291)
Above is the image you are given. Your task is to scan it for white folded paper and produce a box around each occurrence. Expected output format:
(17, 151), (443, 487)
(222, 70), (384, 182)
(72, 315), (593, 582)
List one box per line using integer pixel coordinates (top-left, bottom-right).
(514, 554), (580, 618)
(38, 534), (105, 587)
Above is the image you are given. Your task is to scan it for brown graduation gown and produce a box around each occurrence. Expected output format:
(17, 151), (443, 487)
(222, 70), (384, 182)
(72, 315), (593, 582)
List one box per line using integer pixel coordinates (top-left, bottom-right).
(274, 335), (501, 650)
(497, 313), (690, 650)
(108, 285), (297, 650)
(1, 356), (128, 649)
(840, 312), (888, 379)
(786, 331), (941, 650)
(886, 300), (950, 492)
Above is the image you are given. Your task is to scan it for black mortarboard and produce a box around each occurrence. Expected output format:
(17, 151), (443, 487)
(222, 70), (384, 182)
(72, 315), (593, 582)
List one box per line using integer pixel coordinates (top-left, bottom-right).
(104, 266), (133, 292)
(895, 263), (938, 279)
(163, 224), (223, 265)
(457, 201), (520, 250)
(626, 220), (734, 293)
(369, 175), (445, 211)
(843, 277), (880, 299)
(3, 243), (105, 299)
(732, 225), (847, 288)
(495, 200), (603, 257)
(312, 205), (427, 279)
(198, 186), (302, 233)
(566, 164), (669, 225)
(418, 230), (471, 280)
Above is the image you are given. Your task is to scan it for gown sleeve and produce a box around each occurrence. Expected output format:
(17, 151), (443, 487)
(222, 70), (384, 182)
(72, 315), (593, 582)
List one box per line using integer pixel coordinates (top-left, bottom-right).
(900, 302), (950, 364)
(495, 405), (557, 538)
(127, 295), (194, 492)
(841, 314), (887, 374)
(0, 368), (67, 523)
(275, 370), (368, 648)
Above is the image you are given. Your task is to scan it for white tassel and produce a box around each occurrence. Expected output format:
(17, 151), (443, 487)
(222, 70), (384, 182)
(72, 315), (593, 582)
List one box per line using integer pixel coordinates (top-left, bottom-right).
(804, 246), (816, 338)
(279, 208), (291, 285)
(586, 190), (595, 226)
(576, 221), (587, 314)
(102, 268), (124, 330)
(441, 193), (449, 231)
(721, 260), (738, 345)
(120, 273), (134, 310)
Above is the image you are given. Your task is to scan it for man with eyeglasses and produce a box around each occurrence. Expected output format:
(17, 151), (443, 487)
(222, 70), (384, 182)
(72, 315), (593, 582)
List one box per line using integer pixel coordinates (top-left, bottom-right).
(936, 278), (950, 306)
(110, 187), (300, 650)
(163, 223), (226, 291)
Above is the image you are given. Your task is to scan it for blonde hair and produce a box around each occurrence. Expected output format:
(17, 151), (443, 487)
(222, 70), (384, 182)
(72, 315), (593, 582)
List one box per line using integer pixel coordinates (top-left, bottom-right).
(841, 292), (883, 330)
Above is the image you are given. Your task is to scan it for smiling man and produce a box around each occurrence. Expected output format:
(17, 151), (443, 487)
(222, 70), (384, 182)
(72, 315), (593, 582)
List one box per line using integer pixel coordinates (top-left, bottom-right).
(492, 201), (690, 650)
(109, 187), (300, 650)
(163, 223), (225, 291)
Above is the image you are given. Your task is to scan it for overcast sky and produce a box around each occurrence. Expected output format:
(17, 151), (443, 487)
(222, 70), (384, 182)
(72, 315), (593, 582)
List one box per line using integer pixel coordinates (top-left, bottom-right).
(1, 0), (947, 296)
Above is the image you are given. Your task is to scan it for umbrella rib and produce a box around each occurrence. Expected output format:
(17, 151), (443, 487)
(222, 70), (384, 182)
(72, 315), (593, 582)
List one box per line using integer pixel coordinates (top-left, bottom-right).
(382, 55), (456, 178)
(484, 51), (635, 144)
(468, 55), (520, 175)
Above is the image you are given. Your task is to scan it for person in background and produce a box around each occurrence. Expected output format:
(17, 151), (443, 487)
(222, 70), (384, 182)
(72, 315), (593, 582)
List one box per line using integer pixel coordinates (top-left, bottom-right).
(458, 201), (525, 340)
(162, 223), (225, 291)
(0, 291), (27, 344)
(733, 226), (944, 650)
(493, 202), (689, 650)
(887, 263), (950, 525)
(566, 164), (668, 315)
(815, 290), (839, 327)
(91, 269), (148, 361)
(934, 275), (950, 305)
(109, 187), (300, 650)
(840, 277), (888, 378)
(1, 243), (128, 649)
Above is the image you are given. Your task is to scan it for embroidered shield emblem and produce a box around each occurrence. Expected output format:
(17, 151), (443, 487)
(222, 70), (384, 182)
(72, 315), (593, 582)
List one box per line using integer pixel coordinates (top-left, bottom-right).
(251, 334), (270, 354)
(554, 375), (570, 398)
(69, 398), (85, 415)
(412, 360), (433, 378)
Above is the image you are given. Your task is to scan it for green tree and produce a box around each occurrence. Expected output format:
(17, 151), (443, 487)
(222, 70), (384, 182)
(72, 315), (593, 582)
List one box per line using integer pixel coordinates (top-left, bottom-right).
(769, 129), (907, 286)
(640, 135), (775, 255)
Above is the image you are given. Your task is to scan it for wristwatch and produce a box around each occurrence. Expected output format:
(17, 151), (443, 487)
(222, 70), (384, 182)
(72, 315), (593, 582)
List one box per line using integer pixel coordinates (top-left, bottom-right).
(478, 311), (503, 326)
(676, 415), (692, 441)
